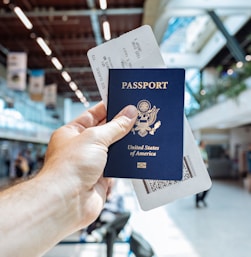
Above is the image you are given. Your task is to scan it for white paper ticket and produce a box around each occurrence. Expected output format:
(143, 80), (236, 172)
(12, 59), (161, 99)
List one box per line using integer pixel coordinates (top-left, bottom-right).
(88, 25), (212, 211)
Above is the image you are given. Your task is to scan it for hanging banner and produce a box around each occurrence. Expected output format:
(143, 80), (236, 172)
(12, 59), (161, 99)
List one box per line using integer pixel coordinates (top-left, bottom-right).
(7, 52), (27, 91)
(29, 69), (45, 101)
(44, 83), (57, 110)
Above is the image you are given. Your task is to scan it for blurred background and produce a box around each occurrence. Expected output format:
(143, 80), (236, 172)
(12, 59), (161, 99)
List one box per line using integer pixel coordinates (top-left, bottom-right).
(1, 0), (251, 256)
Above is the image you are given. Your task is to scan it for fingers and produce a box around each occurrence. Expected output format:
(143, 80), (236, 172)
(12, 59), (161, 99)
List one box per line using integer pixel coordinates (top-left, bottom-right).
(97, 105), (138, 146)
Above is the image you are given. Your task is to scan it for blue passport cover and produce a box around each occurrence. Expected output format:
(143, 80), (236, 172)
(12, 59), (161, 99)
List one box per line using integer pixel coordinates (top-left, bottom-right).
(104, 68), (185, 180)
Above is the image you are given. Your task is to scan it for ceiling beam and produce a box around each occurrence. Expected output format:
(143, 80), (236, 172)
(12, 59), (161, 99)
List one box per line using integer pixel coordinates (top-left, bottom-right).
(152, 0), (251, 43)
(44, 67), (92, 73)
(154, 8), (251, 18)
(86, 0), (103, 45)
(0, 8), (144, 18)
(0, 5), (143, 46)
(161, 15), (250, 69)
(207, 10), (246, 63)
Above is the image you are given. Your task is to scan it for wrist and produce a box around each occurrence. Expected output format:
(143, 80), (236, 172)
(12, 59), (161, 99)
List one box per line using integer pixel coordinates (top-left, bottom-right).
(0, 171), (83, 257)
(34, 170), (83, 240)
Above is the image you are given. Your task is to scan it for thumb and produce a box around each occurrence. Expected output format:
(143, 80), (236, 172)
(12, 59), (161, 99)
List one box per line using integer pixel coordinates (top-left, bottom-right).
(98, 105), (138, 146)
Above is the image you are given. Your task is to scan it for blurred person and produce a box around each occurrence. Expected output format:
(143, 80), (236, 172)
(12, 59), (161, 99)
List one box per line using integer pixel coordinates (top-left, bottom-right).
(0, 102), (138, 257)
(24, 149), (35, 176)
(14, 152), (29, 178)
(196, 140), (210, 208)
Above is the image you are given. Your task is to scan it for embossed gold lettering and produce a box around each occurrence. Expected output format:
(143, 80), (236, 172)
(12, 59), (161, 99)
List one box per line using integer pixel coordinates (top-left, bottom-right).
(121, 81), (168, 89)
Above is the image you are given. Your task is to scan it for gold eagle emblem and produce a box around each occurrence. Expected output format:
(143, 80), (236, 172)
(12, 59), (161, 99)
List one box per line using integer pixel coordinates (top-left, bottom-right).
(132, 100), (161, 137)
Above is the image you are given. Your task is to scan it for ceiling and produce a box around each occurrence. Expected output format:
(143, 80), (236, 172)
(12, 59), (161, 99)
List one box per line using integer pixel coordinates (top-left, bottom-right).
(0, 0), (145, 103)
(0, 0), (251, 105)
(207, 17), (251, 69)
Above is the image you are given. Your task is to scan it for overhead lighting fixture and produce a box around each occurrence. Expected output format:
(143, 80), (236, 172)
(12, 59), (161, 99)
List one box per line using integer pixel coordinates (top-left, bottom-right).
(36, 37), (52, 56)
(69, 81), (78, 91)
(51, 57), (63, 70)
(83, 101), (90, 108)
(227, 69), (234, 75)
(236, 61), (243, 68)
(245, 55), (251, 61)
(99, 0), (107, 10)
(14, 6), (33, 30)
(80, 97), (89, 106)
(82, 96), (87, 102)
(75, 89), (83, 99)
(200, 89), (206, 96)
(79, 96), (89, 105)
(61, 71), (71, 82)
(103, 21), (111, 41)
(71, 87), (89, 106)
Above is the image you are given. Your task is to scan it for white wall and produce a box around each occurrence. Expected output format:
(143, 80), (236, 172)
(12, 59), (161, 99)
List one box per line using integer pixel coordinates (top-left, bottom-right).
(188, 87), (251, 131)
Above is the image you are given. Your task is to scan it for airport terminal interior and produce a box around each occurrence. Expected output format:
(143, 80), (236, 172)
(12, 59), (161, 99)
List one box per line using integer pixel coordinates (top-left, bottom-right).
(1, 0), (251, 256)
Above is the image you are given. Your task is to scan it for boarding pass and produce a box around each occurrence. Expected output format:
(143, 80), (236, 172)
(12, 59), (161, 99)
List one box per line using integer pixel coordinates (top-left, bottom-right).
(87, 25), (212, 211)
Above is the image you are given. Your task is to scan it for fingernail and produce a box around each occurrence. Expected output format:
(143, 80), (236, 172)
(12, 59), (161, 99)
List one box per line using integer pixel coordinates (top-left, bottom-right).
(122, 105), (138, 119)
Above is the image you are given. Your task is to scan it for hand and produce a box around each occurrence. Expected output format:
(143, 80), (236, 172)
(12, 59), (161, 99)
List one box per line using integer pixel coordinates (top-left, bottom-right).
(0, 101), (138, 257)
(40, 101), (138, 229)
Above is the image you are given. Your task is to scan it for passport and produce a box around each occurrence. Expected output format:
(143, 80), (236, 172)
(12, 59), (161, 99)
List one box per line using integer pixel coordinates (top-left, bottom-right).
(104, 68), (185, 180)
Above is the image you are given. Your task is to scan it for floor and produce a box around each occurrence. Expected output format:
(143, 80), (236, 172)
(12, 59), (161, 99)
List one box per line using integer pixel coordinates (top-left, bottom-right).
(43, 178), (251, 257)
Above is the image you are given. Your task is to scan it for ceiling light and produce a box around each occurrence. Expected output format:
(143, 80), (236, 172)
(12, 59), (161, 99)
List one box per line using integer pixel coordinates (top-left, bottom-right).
(103, 21), (111, 41)
(79, 96), (89, 106)
(245, 55), (251, 61)
(61, 71), (71, 82)
(84, 101), (90, 108)
(236, 61), (243, 68)
(36, 37), (52, 56)
(99, 0), (107, 10)
(51, 57), (63, 70)
(75, 89), (83, 99)
(80, 96), (87, 102)
(200, 89), (206, 96)
(69, 81), (78, 91)
(227, 69), (234, 75)
(14, 6), (33, 30)
(62, 15), (68, 22)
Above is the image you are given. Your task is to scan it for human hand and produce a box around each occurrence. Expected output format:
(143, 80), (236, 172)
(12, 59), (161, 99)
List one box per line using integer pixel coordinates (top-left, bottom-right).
(0, 102), (137, 257)
(40, 101), (138, 230)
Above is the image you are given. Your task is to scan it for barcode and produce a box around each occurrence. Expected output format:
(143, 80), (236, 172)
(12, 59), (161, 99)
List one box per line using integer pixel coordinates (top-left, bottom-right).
(143, 155), (196, 194)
